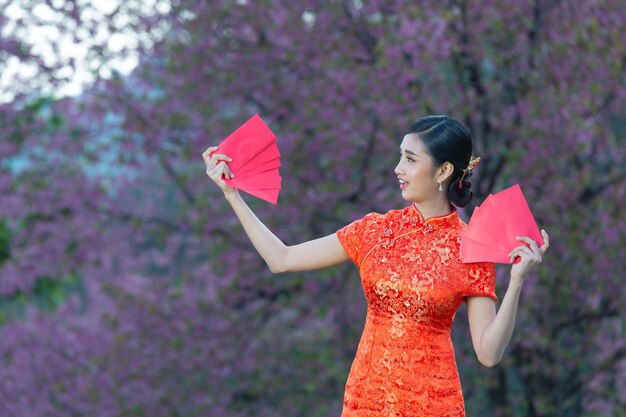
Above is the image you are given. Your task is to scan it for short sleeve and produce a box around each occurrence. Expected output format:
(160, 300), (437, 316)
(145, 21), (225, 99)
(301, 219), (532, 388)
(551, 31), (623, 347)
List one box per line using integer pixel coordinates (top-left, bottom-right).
(463, 261), (498, 302)
(336, 212), (378, 267)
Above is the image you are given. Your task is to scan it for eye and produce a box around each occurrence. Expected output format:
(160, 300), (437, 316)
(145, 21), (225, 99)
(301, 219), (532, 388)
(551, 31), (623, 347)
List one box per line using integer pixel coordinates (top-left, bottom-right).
(399, 152), (414, 162)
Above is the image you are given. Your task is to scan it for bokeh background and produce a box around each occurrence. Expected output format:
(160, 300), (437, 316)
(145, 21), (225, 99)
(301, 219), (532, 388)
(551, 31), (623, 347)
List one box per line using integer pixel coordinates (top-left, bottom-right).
(1, 1), (625, 416)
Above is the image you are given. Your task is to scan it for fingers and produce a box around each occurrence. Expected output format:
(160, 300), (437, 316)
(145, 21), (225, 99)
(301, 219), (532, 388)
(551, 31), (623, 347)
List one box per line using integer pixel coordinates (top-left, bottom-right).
(212, 154), (233, 165)
(515, 236), (539, 252)
(509, 245), (542, 264)
(201, 145), (233, 171)
(203, 153), (232, 164)
(509, 246), (529, 263)
(201, 146), (218, 162)
(206, 161), (231, 187)
(223, 163), (236, 180)
(223, 163), (234, 179)
(508, 230), (549, 267)
(207, 161), (235, 184)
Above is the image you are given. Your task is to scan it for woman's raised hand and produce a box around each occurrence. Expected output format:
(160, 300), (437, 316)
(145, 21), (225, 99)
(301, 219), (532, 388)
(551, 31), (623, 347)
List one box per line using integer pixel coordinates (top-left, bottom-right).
(508, 229), (550, 283)
(202, 145), (237, 198)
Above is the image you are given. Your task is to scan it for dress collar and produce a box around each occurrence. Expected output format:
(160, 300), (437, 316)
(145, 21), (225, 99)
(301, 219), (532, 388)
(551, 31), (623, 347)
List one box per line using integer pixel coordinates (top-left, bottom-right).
(410, 202), (459, 229)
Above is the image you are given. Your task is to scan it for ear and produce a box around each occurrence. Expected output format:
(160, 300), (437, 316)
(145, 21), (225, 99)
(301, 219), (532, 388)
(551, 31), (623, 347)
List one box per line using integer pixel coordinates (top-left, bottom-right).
(437, 162), (455, 183)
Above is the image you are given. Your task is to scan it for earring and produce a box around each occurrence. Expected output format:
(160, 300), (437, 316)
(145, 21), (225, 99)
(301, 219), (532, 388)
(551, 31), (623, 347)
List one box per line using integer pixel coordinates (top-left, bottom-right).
(438, 181), (443, 192)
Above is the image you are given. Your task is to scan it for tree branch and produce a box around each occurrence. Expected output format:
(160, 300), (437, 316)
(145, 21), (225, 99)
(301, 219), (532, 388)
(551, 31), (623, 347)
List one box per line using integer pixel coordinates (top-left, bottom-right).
(340, 0), (378, 64)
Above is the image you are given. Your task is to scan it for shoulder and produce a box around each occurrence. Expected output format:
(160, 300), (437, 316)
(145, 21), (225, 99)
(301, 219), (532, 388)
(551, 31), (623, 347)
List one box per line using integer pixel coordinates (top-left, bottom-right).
(335, 208), (400, 263)
(375, 206), (409, 223)
(371, 206), (417, 232)
(441, 216), (465, 244)
(337, 206), (408, 243)
(349, 206), (407, 226)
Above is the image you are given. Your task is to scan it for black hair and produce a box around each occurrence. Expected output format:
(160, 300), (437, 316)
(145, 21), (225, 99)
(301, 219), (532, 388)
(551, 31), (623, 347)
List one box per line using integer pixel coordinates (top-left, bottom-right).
(406, 115), (474, 208)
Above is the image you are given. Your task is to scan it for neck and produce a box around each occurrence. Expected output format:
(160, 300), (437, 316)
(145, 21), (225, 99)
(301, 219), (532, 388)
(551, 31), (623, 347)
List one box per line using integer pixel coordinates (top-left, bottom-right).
(413, 199), (453, 221)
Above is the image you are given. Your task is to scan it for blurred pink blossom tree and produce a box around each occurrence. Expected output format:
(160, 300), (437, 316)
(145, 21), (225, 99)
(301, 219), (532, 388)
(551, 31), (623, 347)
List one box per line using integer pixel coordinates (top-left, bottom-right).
(1, 1), (625, 416)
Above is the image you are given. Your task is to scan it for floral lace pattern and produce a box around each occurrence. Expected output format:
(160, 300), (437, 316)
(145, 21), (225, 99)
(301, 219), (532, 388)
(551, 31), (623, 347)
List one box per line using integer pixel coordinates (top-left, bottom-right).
(336, 203), (497, 416)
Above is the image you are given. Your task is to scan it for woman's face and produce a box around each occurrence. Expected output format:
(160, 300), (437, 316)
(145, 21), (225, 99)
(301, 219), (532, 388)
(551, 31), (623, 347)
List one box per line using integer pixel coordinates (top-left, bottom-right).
(394, 134), (440, 202)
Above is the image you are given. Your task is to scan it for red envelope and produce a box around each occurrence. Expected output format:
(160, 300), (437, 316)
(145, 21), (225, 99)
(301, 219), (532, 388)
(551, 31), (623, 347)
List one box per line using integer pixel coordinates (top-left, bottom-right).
(460, 235), (515, 264)
(235, 156), (281, 178)
(210, 114), (277, 174)
(226, 170), (282, 189)
(462, 202), (510, 254)
(490, 184), (544, 249)
(234, 143), (281, 176)
(460, 184), (543, 264)
(210, 114), (283, 205)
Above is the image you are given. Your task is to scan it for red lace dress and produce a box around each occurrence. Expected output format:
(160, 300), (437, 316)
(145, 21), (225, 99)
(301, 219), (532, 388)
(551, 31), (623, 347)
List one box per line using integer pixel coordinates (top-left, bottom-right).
(335, 202), (498, 417)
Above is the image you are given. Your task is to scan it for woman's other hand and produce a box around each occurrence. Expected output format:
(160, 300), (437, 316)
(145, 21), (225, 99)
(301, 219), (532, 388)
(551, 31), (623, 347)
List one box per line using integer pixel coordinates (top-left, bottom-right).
(202, 145), (237, 198)
(508, 229), (550, 283)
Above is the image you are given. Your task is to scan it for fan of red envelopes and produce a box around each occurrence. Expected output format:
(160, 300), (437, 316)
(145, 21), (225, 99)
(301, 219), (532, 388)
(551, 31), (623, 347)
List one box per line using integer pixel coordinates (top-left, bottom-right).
(209, 114), (282, 205)
(460, 184), (544, 264)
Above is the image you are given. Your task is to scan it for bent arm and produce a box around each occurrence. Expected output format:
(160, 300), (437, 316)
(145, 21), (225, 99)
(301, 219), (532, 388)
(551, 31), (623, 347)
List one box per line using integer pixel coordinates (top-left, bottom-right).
(226, 192), (349, 274)
(466, 280), (523, 367)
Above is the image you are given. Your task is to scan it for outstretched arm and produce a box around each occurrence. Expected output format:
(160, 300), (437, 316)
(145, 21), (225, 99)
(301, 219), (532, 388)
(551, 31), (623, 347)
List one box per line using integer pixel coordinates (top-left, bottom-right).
(202, 145), (349, 274)
(226, 191), (349, 273)
(467, 230), (550, 367)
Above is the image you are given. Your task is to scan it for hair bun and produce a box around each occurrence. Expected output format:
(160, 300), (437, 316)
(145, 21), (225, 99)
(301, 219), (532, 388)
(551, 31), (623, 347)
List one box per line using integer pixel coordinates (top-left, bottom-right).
(449, 177), (473, 207)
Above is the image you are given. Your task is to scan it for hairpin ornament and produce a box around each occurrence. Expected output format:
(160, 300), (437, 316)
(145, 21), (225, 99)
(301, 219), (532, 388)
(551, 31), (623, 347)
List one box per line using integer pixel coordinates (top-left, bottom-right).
(458, 156), (481, 189)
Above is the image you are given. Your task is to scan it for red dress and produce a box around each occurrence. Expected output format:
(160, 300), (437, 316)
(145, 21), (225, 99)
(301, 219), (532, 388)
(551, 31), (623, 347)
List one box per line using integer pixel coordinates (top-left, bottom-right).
(335, 202), (498, 417)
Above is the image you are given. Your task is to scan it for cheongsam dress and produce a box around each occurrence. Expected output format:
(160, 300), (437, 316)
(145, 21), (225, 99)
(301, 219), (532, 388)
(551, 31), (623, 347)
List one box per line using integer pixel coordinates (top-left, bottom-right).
(335, 202), (498, 417)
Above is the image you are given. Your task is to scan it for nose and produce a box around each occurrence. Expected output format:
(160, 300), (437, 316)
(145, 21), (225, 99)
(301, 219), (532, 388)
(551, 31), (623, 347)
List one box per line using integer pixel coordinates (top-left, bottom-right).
(394, 160), (403, 175)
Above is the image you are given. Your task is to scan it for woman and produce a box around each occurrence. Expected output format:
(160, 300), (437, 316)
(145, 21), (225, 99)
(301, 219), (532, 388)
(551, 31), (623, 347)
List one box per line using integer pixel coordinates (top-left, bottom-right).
(202, 114), (550, 416)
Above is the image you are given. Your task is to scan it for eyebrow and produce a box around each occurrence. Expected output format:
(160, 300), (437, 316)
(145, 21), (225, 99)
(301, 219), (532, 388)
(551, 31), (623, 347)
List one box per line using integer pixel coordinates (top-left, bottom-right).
(399, 146), (419, 157)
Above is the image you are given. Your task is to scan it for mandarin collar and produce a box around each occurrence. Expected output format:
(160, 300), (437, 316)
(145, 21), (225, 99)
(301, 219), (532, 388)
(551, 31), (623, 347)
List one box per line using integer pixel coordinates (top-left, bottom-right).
(410, 202), (459, 229)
